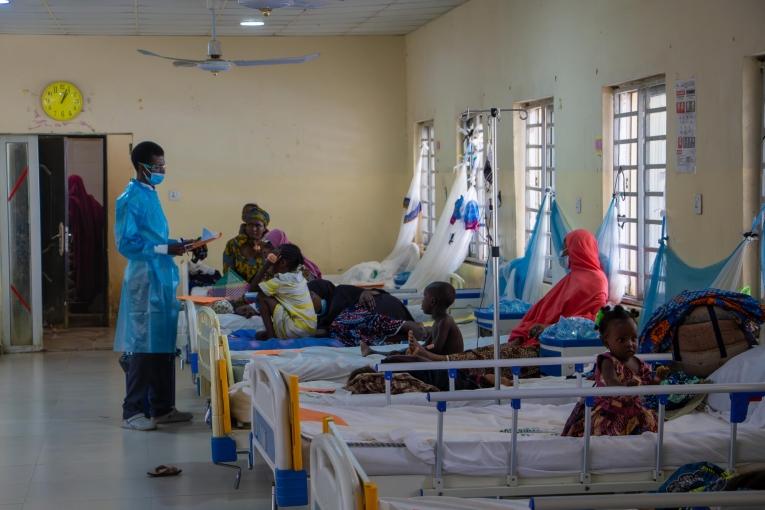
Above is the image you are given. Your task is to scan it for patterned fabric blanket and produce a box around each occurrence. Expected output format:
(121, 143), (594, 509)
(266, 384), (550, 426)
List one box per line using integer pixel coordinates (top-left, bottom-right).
(638, 289), (763, 354)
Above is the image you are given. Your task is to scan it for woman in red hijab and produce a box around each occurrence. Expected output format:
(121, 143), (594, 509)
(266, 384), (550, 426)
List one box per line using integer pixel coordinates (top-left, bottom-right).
(68, 174), (105, 306)
(509, 228), (608, 347)
(405, 229), (608, 385)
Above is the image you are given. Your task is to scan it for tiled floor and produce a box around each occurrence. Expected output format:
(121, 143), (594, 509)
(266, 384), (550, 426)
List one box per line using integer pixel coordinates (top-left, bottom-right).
(43, 327), (114, 352)
(0, 350), (276, 509)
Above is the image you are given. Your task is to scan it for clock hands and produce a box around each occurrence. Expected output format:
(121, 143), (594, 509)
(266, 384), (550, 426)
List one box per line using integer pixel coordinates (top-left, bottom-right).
(60, 89), (68, 104)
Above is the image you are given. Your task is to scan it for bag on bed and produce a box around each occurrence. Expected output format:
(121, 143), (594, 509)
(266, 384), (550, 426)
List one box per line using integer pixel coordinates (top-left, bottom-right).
(639, 290), (763, 378)
(208, 272), (249, 301)
(673, 306), (753, 377)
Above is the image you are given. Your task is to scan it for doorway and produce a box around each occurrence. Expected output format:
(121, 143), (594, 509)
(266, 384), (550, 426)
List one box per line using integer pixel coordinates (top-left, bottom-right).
(39, 136), (108, 330)
(0, 134), (135, 353)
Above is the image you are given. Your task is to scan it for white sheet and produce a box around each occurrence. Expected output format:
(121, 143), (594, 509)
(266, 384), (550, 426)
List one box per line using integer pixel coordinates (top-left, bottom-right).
(298, 377), (582, 408)
(300, 402), (765, 477)
(381, 498), (530, 510)
(239, 335), (496, 382)
(218, 313), (264, 335)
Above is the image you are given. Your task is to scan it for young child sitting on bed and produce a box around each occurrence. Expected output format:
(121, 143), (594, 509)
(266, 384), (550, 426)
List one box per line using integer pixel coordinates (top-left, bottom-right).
(252, 243), (317, 340)
(361, 281), (463, 357)
(561, 305), (669, 437)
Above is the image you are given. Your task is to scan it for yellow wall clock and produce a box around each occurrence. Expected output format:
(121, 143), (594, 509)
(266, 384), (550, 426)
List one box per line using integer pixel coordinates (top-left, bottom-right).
(41, 81), (83, 121)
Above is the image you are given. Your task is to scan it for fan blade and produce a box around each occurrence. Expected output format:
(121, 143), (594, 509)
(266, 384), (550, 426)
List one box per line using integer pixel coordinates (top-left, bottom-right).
(137, 49), (203, 65)
(173, 61), (199, 67)
(239, 0), (329, 8)
(232, 52), (319, 67)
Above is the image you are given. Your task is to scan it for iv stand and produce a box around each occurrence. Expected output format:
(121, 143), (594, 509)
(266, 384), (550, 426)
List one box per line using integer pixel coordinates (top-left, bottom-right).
(459, 107), (527, 390)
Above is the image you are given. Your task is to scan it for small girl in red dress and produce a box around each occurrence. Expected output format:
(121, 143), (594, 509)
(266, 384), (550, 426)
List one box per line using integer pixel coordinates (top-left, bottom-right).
(562, 305), (668, 437)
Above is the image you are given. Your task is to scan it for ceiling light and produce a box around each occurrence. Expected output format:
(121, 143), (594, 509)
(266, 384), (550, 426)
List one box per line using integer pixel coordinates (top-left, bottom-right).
(240, 20), (265, 27)
(0, 1), (10, 5)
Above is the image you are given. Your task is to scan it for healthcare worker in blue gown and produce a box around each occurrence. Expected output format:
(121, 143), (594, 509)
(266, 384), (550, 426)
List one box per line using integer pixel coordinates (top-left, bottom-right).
(115, 141), (196, 431)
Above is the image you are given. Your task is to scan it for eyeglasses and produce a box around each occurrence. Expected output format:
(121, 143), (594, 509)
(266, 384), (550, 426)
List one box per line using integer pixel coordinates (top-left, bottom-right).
(140, 162), (167, 172)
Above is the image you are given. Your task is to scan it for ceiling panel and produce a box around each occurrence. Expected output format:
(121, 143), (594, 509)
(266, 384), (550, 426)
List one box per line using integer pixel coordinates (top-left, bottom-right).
(0, 0), (467, 36)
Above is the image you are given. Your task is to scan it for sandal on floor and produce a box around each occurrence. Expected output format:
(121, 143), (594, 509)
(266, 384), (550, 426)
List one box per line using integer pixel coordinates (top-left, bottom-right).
(147, 465), (182, 477)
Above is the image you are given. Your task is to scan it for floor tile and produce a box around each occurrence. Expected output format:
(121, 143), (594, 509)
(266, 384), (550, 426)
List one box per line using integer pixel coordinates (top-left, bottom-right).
(25, 477), (156, 502)
(151, 493), (273, 510)
(0, 465), (35, 485)
(0, 481), (29, 505)
(22, 498), (151, 510)
(0, 348), (276, 509)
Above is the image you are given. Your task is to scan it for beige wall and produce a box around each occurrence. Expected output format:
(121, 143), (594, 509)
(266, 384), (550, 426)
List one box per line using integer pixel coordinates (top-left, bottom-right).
(406, 0), (765, 290)
(106, 134), (133, 319)
(0, 34), (408, 287)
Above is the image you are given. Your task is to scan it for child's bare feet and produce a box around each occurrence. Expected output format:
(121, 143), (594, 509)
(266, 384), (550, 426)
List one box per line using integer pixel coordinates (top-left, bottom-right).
(360, 341), (371, 357)
(407, 333), (423, 356)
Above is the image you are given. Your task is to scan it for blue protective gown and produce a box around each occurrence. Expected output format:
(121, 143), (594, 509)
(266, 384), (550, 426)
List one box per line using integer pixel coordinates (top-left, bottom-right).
(113, 180), (179, 353)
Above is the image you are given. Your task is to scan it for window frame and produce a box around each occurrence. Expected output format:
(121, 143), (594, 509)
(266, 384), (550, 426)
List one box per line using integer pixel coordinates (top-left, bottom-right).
(459, 114), (489, 265)
(523, 99), (556, 281)
(760, 62), (765, 206)
(612, 77), (667, 302)
(418, 121), (437, 247)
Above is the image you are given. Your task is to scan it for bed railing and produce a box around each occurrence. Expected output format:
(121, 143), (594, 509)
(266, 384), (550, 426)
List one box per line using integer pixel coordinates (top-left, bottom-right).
(530, 490), (765, 509)
(426, 382), (765, 495)
(374, 353), (673, 404)
(318, 418), (379, 510)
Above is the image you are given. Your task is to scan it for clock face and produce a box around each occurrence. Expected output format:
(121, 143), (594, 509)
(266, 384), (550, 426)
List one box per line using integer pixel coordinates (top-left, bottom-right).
(41, 81), (83, 121)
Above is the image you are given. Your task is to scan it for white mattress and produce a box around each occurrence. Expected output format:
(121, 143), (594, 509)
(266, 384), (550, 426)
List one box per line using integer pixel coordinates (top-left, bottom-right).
(300, 402), (765, 477)
(235, 365), (581, 424)
(381, 497), (530, 510)
(218, 313), (264, 335)
(238, 335), (496, 382)
(297, 377), (583, 408)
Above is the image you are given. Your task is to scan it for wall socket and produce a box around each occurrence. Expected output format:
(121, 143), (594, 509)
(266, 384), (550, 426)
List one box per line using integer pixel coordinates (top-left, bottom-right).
(576, 197), (582, 214)
(694, 193), (703, 215)
(168, 190), (181, 202)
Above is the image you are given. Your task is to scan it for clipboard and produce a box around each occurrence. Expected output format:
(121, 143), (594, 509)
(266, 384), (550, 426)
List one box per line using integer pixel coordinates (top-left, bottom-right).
(177, 295), (226, 305)
(185, 227), (222, 250)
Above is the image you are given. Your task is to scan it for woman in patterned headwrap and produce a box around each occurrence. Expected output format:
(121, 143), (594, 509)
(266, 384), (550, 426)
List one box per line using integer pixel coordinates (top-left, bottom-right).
(222, 203), (271, 281)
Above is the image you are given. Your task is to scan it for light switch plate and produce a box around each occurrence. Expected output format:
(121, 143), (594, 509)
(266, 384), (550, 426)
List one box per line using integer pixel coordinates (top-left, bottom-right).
(168, 190), (181, 201)
(694, 193), (702, 215)
(576, 197), (582, 214)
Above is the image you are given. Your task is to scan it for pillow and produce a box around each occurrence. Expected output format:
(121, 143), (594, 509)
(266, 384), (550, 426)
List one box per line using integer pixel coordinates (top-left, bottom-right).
(707, 346), (765, 426)
(228, 381), (252, 425)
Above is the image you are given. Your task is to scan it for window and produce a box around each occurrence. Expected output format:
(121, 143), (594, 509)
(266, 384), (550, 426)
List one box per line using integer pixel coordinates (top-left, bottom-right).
(418, 122), (436, 247)
(460, 115), (488, 263)
(524, 100), (555, 280)
(761, 63), (765, 205)
(613, 79), (667, 300)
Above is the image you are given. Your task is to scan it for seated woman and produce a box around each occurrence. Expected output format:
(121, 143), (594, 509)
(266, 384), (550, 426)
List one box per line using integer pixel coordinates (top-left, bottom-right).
(379, 229), (609, 386)
(308, 279), (424, 346)
(265, 229), (322, 280)
(562, 305), (667, 436)
(222, 203), (270, 282)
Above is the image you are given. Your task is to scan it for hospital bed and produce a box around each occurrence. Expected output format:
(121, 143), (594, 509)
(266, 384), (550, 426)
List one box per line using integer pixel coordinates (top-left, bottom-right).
(308, 382), (765, 509)
(248, 353), (702, 508)
(199, 306), (254, 488)
(180, 295), (271, 395)
(227, 338), (635, 429)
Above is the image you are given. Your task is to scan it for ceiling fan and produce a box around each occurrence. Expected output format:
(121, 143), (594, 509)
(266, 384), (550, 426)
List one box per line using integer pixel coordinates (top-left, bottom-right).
(237, 1), (330, 17)
(136, 7), (319, 74)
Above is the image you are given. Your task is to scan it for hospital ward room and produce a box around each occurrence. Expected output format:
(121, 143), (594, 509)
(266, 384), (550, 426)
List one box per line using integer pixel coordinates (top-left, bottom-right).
(2, 1), (765, 509)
